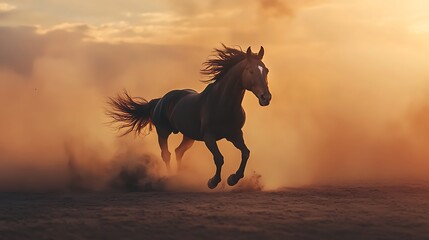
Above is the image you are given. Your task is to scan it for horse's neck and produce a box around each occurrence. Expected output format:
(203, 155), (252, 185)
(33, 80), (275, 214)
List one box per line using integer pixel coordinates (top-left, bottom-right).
(212, 62), (245, 110)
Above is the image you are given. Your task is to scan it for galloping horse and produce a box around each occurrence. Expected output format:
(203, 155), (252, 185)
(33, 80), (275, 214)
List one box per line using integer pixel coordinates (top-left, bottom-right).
(108, 45), (271, 189)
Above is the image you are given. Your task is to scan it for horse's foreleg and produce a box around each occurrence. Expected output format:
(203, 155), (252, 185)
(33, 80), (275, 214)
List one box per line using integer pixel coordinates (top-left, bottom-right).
(175, 135), (194, 171)
(204, 135), (224, 189)
(226, 131), (250, 186)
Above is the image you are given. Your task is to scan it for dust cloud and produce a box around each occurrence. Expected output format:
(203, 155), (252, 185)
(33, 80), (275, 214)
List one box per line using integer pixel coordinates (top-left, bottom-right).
(0, 26), (206, 192)
(1, 1), (429, 191)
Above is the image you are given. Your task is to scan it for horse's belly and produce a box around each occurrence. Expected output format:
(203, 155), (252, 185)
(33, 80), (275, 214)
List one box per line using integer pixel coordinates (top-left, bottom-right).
(170, 94), (203, 141)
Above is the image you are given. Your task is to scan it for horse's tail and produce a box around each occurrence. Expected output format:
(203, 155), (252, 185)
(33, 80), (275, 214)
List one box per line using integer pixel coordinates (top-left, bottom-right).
(107, 91), (160, 136)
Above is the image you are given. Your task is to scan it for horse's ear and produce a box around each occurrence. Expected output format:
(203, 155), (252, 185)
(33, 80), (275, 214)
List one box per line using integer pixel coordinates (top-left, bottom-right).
(246, 47), (252, 58)
(258, 46), (264, 60)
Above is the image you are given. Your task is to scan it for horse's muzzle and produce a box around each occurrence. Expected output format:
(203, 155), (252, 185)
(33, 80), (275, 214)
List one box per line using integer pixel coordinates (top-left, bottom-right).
(258, 93), (272, 106)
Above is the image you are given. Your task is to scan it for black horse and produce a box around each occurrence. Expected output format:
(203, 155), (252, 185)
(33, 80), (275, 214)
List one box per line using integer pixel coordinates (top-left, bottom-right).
(108, 45), (271, 189)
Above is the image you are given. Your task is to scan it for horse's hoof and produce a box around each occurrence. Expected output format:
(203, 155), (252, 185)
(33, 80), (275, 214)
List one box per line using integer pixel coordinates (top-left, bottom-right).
(207, 177), (221, 189)
(227, 174), (241, 186)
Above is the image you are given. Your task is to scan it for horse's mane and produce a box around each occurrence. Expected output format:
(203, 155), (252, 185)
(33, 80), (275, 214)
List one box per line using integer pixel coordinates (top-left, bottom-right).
(200, 44), (249, 83)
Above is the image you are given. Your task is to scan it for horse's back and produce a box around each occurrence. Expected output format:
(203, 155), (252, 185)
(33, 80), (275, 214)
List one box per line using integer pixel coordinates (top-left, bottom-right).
(152, 89), (198, 134)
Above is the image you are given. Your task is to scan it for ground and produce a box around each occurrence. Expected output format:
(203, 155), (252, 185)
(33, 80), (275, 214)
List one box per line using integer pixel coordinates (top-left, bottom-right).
(1, 185), (428, 240)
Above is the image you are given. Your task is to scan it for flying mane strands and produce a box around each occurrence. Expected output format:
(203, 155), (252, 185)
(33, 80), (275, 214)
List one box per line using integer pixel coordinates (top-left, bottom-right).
(200, 44), (260, 83)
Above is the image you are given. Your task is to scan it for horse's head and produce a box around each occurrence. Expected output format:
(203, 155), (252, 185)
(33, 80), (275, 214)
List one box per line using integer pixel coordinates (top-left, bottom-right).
(242, 46), (271, 106)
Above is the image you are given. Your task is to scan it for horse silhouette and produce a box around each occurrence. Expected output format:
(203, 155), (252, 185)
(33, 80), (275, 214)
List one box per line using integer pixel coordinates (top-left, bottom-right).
(108, 45), (271, 189)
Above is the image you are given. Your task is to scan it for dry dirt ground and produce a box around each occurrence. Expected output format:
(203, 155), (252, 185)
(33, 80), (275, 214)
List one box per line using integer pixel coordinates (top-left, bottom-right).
(1, 185), (428, 240)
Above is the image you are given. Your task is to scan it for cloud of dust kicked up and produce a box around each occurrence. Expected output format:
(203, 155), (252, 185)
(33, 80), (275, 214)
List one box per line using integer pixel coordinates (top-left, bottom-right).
(1, 1), (429, 192)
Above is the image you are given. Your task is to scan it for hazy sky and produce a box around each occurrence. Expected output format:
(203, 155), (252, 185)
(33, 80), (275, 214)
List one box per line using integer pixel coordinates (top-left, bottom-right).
(2, 0), (429, 45)
(1, 0), (429, 191)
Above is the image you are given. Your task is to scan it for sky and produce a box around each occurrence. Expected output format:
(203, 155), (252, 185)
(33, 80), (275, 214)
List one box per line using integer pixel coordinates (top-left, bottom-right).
(1, 0), (429, 191)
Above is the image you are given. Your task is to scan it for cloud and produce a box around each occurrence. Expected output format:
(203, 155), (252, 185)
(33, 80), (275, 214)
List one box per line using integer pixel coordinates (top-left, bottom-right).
(0, 2), (15, 12)
(258, 0), (293, 18)
(139, 12), (184, 24)
(0, 26), (44, 75)
(0, 1), (327, 46)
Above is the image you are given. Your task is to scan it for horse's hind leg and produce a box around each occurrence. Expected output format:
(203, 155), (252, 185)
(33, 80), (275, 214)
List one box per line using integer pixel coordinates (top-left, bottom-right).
(157, 129), (172, 172)
(204, 135), (224, 189)
(175, 135), (194, 171)
(226, 130), (250, 186)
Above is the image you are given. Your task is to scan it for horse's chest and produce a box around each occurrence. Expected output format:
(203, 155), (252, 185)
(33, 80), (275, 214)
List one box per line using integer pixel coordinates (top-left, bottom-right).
(208, 110), (245, 132)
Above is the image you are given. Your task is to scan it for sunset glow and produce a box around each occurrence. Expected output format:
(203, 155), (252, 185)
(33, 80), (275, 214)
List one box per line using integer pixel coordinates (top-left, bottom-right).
(1, 0), (429, 191)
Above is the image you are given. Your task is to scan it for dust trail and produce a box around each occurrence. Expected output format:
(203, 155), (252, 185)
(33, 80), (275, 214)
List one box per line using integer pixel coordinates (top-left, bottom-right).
(231, 171), (264, 192)
(0, 26), (205, 192)
(108, 154), (166, 192)
(65, 142), (168, 192)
